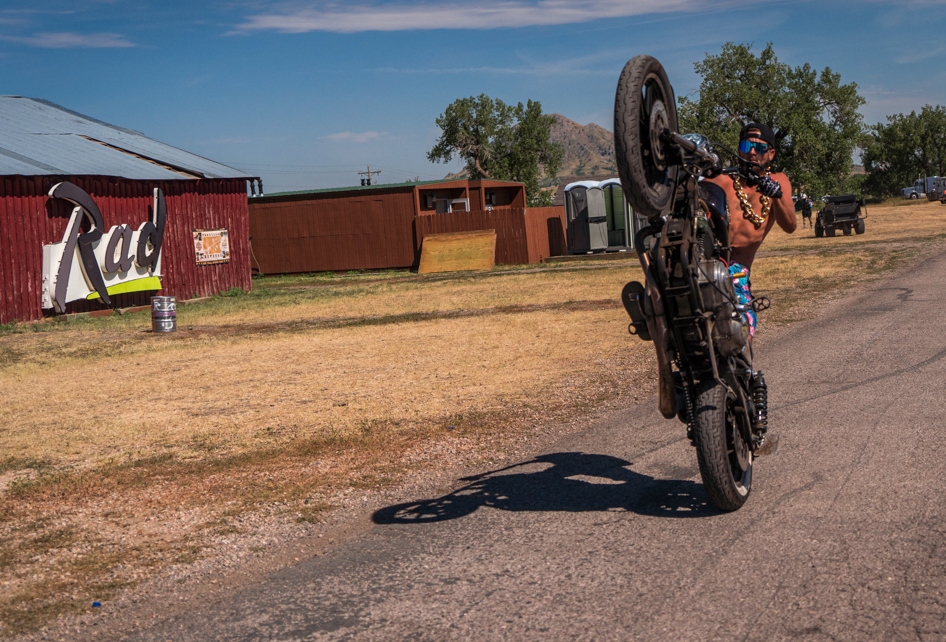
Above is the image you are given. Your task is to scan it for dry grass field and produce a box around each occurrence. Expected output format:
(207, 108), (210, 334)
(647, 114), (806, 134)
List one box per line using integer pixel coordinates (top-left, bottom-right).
(1, 197), (944, 635)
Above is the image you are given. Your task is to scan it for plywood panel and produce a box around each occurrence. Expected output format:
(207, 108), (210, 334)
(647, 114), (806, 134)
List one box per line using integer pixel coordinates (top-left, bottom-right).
(417, 230), (496, 274)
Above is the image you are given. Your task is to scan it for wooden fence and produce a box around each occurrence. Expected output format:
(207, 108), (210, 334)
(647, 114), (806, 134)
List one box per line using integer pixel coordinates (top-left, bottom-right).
(414, 207), (566, 266)
(249, 191), (417, 274)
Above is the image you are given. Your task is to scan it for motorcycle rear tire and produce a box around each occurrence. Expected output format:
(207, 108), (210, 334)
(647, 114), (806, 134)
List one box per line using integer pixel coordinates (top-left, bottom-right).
(614, 55), (678, 219)
(693, 379), (752, 511)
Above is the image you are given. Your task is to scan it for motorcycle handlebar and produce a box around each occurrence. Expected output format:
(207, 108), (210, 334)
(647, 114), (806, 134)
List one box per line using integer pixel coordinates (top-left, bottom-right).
(668, 131), (697, 153)
(665, 130), (720, 175)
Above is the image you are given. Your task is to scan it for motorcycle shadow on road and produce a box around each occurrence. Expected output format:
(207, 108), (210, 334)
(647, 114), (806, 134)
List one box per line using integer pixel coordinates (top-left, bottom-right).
(372, 452), (716, 524)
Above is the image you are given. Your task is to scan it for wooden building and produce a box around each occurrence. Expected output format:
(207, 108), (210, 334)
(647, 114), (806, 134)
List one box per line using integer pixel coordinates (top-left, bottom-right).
(247, 179), (536, 274)
(0, 96), (258, 325)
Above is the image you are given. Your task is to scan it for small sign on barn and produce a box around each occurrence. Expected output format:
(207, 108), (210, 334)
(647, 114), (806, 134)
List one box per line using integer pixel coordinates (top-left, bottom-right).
(193, 228), (230, 265)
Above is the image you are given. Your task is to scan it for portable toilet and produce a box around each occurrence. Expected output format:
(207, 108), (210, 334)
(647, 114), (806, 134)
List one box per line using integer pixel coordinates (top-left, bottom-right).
(564, 181), (608, 253)
(603, 178), (651, 248)
(599, 178), (633, 250)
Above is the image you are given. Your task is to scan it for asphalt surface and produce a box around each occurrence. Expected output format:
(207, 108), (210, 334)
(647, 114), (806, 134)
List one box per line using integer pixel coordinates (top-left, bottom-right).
(129, 250), (946, 641)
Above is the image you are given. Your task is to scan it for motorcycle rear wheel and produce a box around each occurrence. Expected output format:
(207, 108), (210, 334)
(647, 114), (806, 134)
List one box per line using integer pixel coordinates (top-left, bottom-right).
(614, 55), (678, 219)
(693, 379), (752, 511)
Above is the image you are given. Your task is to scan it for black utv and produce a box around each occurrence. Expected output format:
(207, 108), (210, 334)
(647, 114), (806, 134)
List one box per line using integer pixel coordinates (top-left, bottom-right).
(815, 194), (867, 237)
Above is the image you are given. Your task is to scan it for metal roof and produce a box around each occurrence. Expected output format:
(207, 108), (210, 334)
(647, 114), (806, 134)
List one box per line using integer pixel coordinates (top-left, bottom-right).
(260, 178), (523, 199)
(0, 96), (255, 180)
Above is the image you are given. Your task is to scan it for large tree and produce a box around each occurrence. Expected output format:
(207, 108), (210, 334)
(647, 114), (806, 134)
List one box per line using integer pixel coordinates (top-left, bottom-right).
(862, 105), (946, 197)
(428, 94), (563, 206)
(677, 43), (865, 197)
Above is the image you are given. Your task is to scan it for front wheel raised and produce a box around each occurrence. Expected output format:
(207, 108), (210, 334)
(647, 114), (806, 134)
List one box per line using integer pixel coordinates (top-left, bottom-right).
(614, 55), (678, 219)
(693, 379), (752, 511)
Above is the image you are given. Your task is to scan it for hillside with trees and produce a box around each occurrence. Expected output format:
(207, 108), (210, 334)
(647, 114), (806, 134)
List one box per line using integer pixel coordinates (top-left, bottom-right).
(433, 44), (946, 203)
(442, 113), (618, 195)
(428, 94), (563, 206)
(547, 114), (617, 183)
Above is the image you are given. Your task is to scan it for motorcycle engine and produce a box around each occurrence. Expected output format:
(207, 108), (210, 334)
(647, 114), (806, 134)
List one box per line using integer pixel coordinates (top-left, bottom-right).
(698, 259), (749, 357)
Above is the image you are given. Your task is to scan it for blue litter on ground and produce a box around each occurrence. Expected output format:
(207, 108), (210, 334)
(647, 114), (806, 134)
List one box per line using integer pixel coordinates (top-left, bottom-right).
(92, 602), (101, 607)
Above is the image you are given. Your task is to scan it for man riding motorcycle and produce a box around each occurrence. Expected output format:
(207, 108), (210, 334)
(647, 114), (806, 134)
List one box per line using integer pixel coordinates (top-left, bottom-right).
(707, 122), (796, 335)
(705, 122), (796, 453)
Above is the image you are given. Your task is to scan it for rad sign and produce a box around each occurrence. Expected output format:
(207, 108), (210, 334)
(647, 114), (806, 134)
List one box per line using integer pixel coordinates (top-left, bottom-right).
(42, 182), (167, 313)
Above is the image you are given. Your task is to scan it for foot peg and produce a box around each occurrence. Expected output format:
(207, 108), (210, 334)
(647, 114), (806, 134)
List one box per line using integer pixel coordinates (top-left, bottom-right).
(754, 433), (780, 456)
(621, 281), (652, 341)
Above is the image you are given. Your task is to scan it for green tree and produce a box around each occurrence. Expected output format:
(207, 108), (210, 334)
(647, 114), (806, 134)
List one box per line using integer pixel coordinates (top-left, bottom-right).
(677, 43), (865, 198)
(862, 105), (946, 197)
(428, 94), (563, 207)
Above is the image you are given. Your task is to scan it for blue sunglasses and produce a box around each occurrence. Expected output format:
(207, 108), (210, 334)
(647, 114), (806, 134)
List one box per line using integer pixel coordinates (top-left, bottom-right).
(739, 139), (770, 154)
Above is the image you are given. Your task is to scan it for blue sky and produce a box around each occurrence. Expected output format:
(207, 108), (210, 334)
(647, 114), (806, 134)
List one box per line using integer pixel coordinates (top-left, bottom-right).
(2, 1), (945, 193)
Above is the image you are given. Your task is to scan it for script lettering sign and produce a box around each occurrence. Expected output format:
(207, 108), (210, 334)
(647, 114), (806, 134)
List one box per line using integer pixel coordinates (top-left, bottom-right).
(42, 182), (167, 313)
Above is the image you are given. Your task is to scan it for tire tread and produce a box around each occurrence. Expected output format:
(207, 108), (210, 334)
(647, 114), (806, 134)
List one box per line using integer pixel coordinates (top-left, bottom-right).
(692, 379), (750, 511)
(613, 56), (677, 219)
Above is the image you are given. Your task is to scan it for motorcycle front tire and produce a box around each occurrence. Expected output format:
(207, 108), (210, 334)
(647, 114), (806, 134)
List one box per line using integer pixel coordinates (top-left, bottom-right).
(614, 55), (678, 219)
(693, 379), (752, 511)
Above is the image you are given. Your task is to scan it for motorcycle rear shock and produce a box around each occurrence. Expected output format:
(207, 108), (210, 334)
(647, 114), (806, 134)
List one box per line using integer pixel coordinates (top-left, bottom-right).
(750, 371), (768, 435)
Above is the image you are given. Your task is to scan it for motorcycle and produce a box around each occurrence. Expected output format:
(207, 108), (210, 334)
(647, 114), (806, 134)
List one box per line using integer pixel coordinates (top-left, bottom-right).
(613, 55), (771, 511)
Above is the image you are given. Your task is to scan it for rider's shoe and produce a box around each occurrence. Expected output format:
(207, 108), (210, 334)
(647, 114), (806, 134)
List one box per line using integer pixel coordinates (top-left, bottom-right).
(754, 432), (780, 457)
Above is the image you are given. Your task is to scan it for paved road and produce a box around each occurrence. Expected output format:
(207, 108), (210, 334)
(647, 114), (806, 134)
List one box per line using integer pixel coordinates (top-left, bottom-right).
(132, 251), (946, 641)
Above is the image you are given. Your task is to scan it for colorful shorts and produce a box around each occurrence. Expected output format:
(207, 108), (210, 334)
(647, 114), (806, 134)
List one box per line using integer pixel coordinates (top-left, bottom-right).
(729, 262), (756, 336)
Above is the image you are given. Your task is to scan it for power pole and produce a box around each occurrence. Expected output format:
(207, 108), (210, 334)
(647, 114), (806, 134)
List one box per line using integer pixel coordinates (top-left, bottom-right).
(358, 165), (381, 186)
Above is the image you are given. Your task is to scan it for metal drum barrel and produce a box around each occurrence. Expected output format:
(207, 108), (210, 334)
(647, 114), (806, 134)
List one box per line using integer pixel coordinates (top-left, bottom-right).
(151, 296), (177, 333)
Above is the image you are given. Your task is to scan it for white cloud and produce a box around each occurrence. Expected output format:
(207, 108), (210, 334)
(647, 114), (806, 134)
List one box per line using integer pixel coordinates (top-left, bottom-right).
(894, 43), (946, 64)
(376, 45), (630, 76)
(1, 31), (134, 48)
(232, 0), (706, 34)
(327, 131), (384, 143)
(376, 64), (615, 76)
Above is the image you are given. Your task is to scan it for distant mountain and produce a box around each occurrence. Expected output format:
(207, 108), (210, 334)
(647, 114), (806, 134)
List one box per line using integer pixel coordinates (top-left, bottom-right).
(547, 113), (617, 186)
(441, 114), (618, 188)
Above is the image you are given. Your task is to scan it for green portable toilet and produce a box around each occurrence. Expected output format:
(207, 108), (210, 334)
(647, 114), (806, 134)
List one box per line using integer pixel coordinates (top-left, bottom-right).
(564, 181), (609, 253)
(600, 178), (633, 250)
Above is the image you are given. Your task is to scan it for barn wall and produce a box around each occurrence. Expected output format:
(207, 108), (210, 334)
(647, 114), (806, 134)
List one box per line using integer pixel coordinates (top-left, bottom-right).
(0, 175), (251, 324)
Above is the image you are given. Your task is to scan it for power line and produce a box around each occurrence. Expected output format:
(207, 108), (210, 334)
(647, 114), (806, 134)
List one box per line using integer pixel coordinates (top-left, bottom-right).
(357, 165), (381, 186)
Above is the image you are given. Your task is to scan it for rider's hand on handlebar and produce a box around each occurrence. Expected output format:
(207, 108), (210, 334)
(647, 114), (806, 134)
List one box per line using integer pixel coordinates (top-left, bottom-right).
(756, 175), (783, 199)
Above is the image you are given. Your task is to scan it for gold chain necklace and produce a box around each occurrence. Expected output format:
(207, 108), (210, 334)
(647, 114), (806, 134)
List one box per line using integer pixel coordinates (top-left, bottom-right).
(732, 174), (771, 228)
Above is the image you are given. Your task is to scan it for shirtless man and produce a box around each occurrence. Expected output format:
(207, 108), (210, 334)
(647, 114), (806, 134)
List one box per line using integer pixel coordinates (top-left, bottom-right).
(704, 123), (795, 455)
(707, 122), (796, 337)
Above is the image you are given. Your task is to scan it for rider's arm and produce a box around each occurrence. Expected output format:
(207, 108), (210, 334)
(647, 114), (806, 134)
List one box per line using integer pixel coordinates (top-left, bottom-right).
(770, 173), (796, 234)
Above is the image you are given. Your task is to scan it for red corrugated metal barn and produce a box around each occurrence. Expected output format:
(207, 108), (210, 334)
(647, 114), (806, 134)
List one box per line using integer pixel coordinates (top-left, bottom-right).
(0, 96), (259, 325)
(247, 179), (540, 274)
